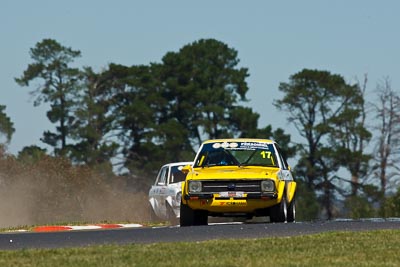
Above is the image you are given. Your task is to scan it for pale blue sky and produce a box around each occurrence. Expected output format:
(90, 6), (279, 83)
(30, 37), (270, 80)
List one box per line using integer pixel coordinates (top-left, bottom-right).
(1, 0), (399, 155)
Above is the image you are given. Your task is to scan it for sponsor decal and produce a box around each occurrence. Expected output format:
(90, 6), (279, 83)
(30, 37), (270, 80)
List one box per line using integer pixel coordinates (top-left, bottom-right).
(200, 200), (209, 206)
(212, 141), (271, 150)
(212, 143), (221, 149)
(218, 201), (247, 206)
(239, 142), (271, 150)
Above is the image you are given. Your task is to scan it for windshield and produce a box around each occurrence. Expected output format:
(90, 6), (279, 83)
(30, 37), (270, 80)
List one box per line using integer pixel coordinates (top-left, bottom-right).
(193, 141), (279, 168)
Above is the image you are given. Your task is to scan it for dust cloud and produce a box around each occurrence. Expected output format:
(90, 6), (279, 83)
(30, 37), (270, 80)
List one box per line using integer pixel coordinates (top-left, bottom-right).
(0, 156), (153, 228)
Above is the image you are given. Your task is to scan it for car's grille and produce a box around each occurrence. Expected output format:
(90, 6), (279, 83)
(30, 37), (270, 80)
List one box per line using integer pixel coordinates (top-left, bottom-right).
(201, 180), (261, 193)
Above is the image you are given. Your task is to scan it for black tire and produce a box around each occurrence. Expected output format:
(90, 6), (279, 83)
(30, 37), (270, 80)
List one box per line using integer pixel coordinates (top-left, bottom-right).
(180, 201), (208, 226)
(180, 200), (195, 226)
(194, 210), (208, 226)
(287, 196), (296, 223)
(269, 194), (287, 223)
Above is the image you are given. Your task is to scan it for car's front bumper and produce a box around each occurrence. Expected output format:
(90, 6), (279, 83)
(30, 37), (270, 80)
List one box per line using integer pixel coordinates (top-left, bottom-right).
(184, 192), (277, 200)
(183, 192), (279, 213)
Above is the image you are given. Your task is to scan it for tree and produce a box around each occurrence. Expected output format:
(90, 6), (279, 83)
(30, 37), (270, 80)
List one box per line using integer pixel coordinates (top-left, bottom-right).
(68, 67), (119, 173)
(15, 39), (81, 156)
(274, 69), (365, 219)
(372, 77), (400, 213)
(108, 64), (166, 178)
(0, 105), (15, 157)
(0, 105), (15, 144)
(329, 75), (372, 196)
(383, 185), (400, 217)
(160, 39), (250, 146)
(17, 145), (48, 164)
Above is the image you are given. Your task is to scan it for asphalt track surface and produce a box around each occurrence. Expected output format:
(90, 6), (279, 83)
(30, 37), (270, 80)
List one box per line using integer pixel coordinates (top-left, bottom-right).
(1, 219), (400, 250)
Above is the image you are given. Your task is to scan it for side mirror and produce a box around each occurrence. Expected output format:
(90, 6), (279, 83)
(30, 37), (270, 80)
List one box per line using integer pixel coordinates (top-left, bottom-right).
(181, 164), (191, 174)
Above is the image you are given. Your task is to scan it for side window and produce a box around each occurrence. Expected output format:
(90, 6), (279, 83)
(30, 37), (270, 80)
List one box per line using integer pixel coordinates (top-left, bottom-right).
(157, 166), (168, 185)
(275, 145), (289, 170)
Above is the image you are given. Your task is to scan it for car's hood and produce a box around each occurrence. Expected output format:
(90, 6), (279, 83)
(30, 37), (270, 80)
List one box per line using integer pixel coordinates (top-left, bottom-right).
(189, 166), (280, 180)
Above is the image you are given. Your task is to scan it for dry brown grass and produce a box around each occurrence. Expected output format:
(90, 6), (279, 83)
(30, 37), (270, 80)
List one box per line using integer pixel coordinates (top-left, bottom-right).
(0, 153), (153, 228)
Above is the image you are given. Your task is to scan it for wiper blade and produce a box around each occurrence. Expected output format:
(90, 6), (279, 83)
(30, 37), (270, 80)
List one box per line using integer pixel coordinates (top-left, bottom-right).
(239, 150), (258, 167)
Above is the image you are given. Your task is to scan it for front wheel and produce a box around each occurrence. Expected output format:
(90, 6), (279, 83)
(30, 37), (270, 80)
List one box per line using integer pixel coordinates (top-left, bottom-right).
(180, 201), (195, 226)
(180, 201), (208, 226)
(270, 195), (287, 223)
(287, 197), (296, 223)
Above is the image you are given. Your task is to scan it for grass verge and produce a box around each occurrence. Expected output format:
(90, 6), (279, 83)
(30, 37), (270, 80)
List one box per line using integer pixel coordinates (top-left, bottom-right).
(1, 230), (399, 267)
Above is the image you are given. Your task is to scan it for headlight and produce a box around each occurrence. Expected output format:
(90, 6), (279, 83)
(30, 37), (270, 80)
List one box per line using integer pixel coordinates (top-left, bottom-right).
(188, 181), (202, 193)
(261, 180), (275, 192)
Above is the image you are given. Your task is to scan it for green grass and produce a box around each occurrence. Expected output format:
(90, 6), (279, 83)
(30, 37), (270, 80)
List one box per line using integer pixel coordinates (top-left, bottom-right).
(1, 230), (399, 267)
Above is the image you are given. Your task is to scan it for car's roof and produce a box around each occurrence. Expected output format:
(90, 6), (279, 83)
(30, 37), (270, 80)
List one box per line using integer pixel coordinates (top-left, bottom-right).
(202, 138), (275, 144)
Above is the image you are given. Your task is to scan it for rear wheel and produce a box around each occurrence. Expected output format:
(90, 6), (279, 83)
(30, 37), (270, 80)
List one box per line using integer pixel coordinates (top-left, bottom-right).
(270, 195), (287, 223)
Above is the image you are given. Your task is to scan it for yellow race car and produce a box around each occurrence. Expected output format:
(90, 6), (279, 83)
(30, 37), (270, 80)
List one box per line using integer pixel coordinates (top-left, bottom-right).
(180, 138), (296, 226)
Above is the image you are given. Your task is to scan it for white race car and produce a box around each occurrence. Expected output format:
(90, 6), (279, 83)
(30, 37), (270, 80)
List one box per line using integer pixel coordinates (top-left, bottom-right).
(148, 162), (192, 224)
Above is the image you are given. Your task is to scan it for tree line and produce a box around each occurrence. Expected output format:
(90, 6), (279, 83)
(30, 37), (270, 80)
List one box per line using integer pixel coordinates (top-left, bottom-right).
(1, 38), (400, 220)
